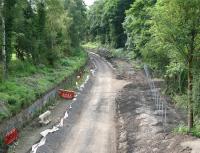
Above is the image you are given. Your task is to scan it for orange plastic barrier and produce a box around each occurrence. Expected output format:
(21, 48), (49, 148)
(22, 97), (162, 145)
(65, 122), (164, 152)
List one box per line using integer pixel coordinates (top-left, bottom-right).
(4, 128), (19, 145)
(58, 89), (75, 100)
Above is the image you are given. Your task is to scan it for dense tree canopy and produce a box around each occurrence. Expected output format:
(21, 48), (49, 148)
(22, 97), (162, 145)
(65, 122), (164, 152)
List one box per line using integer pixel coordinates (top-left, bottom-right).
(1, 0), (200, 131)
(0, 0), (86, 78)
(65, 0), (87, 48)
(123, 0), (156, 58)
(87, 0), (132, 48)
(147, 0), (200, 129)
(123, 0), (200, 129)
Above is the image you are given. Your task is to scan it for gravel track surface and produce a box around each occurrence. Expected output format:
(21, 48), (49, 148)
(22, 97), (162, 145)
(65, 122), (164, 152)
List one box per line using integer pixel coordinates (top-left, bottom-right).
(36, 53), (127, 153)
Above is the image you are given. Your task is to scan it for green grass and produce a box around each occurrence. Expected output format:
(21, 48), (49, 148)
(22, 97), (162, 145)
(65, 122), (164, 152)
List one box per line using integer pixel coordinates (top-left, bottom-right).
(173, 94), (188, 109)
(0, 50), (88, 122)
(82, 42), (101, 50)
(174, 123), (189, 134)
(174, 122), (200, 138)
(110, 48), (126, 59)
(11, 54), (17, 61)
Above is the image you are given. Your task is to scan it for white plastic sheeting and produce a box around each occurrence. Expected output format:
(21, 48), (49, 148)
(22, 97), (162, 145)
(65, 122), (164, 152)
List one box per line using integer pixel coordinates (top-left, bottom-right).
(30, 72), (93, 153)
(106, 61), (115, 70)
(31, 121), (62, 153)
(77, 75), (90, 92)
(31, 137), (46, 153)
(40, 126), (59, 137)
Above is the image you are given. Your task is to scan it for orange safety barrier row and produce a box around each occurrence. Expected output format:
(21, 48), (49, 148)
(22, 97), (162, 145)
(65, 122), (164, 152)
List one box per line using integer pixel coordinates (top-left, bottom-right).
(4, 128), (19, 145)
(58, 89), (75, 100)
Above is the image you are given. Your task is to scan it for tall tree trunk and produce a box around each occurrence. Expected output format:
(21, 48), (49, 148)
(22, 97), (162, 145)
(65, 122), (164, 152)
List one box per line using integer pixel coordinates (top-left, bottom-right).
(1, 0), (7, 80)
(188, 58), (193, 130)
(188, 29), (195, 130)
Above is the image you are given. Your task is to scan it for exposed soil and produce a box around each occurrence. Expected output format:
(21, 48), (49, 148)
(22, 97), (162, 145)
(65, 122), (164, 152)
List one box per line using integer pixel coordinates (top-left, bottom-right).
(112, 59), (200, 153)
(5, 50), (200, 153)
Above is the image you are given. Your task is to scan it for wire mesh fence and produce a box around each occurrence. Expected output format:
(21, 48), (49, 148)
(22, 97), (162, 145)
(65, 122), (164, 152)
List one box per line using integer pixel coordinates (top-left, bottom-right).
(144, 64), (167, 131)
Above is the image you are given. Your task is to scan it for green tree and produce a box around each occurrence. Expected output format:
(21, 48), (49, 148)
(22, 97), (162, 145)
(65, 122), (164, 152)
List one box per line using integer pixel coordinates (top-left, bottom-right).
(87, 0), (105, 43)
(0, 0), (87, 79)
(146, 0), (200, 129)
(45, 0), (72, 65)
(36, 0), (47, 64)
(102, 0), (132, 48)
(123, 0), (156, 58)
(1, 0), (16, 79)
(14, 0), (36, 61)
(1, 0), (6, 80)
(65, 0), (86, 48)
(87, 0), (132, 48)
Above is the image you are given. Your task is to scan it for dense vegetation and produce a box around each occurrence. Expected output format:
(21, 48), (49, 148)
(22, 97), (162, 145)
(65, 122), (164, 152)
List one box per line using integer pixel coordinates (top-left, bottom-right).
(87, 0), (132, 48)
(0, 0), (87, 121)
(1, 0), (200, 137)
(87, 0), (200, 132)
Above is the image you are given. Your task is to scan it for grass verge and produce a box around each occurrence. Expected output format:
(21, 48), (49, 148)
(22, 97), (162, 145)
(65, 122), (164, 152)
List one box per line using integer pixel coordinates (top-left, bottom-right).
(82, 42), (101, 50)
(0, 50), (88, 122)
(174, 122), (200, 138)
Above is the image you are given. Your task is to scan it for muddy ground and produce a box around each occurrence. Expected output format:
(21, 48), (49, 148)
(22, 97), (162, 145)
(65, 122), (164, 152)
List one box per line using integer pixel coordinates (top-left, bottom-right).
(111, 59), (200, 153)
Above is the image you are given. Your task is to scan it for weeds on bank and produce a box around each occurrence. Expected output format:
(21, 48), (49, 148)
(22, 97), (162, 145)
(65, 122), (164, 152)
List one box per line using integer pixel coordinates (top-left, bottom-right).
(0, 51), (87, 122)
(82, 42), (101, 50)
(174, 122), (200, 138)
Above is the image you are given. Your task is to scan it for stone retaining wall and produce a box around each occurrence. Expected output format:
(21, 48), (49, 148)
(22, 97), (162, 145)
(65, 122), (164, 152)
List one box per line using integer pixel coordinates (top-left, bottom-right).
(0, 64), (86, 137)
